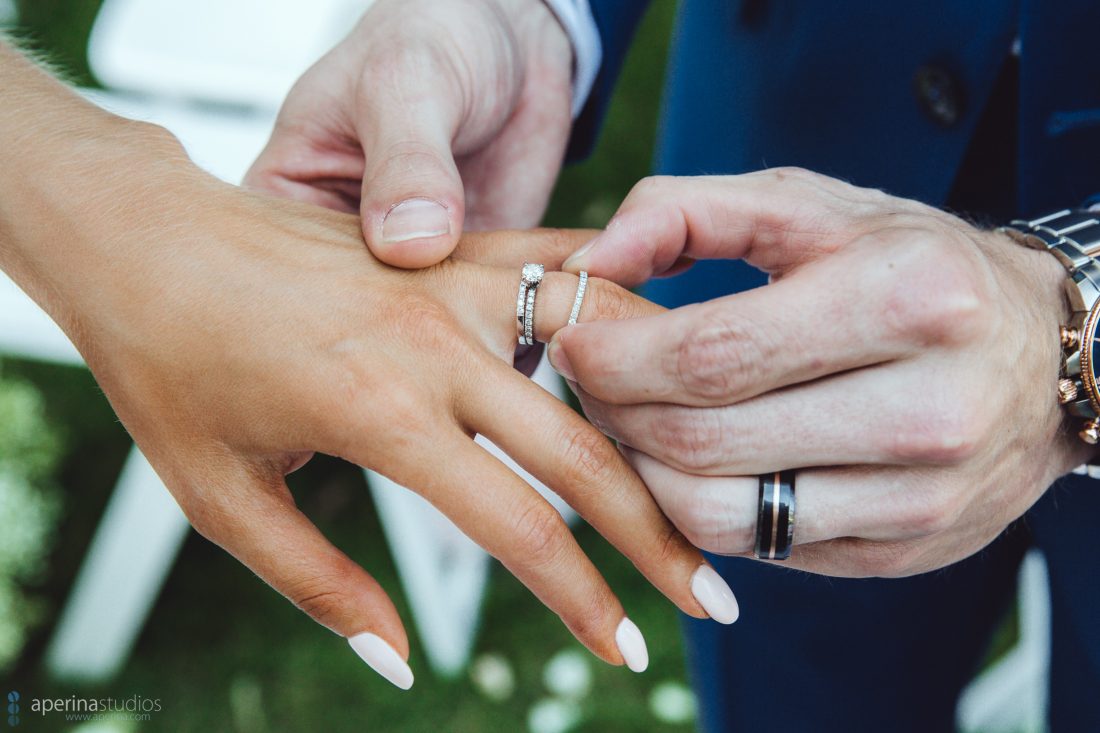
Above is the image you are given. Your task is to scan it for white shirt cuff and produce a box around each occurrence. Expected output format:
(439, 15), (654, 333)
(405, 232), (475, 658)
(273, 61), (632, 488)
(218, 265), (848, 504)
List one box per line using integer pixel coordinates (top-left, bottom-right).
(543, 0), (602, 118)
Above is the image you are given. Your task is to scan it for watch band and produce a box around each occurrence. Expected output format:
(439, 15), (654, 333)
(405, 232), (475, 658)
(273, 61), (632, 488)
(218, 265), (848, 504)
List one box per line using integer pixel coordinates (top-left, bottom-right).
(1001, 209), (1100, 442)
(1005, 209), (1100, 312)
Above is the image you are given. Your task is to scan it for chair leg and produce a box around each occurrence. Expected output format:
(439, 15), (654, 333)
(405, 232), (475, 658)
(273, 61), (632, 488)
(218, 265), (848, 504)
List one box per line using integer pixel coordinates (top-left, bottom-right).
(45, 446), (191, 681)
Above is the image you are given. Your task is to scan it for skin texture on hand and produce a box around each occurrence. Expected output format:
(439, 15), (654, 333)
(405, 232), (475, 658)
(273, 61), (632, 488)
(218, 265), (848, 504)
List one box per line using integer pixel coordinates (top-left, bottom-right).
(0, 44), (728, 688)
(553, 169), (1094, 578)
(244, 0), (574, 269)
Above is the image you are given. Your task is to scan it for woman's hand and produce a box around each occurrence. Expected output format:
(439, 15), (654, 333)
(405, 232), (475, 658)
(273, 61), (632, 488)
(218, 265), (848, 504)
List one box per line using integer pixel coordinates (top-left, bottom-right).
(0, 47), (736, 689)
(553, 170), (1092, 577)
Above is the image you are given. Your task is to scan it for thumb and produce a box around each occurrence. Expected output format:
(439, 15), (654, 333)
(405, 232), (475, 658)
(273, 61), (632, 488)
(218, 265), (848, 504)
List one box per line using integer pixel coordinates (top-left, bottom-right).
(180, 464), (413, 690)
(356, 84), (466, 269)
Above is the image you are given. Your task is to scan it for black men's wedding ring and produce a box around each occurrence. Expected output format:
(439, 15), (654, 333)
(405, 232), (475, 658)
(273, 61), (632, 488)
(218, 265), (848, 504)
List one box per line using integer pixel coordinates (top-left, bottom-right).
(754, 470), (796, 560)
(516, 263), (545, 346)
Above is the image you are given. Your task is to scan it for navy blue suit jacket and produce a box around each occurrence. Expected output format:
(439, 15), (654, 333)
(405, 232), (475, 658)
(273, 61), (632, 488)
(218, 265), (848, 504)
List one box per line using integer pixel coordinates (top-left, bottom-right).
(567, 5), (1100, 731)
(573, 0), (1100, 219)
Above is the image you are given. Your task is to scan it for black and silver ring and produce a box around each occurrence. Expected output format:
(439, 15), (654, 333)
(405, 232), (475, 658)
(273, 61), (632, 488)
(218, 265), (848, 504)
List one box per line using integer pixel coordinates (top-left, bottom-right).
(754, 470), (796, 560)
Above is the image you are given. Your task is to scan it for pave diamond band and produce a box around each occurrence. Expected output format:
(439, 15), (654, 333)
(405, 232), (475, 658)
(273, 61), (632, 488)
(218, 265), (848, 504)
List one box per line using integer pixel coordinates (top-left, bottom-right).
(568, 271), (588, 326)
(517, 263), (545, 346)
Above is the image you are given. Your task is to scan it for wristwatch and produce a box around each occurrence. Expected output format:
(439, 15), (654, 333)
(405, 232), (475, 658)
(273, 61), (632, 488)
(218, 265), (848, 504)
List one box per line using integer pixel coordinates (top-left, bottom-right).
(1000, 209), (1100, 443)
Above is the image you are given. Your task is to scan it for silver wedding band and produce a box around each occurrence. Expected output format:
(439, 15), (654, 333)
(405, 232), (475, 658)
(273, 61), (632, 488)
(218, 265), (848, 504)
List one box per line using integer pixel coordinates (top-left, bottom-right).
(517, 263), (545, 346)
(568, 271), (588, 326)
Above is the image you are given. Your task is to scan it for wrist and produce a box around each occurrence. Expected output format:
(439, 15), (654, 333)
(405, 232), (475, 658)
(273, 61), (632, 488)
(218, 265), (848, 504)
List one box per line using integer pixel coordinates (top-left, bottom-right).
(0, 114), (199, 332)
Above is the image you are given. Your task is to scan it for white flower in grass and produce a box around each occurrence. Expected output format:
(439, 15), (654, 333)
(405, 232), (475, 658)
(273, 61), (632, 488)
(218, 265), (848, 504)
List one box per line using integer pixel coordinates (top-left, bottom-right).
(469, 653), (515, 702)
(649, 680), (697, 724)
(527, 697), (581, 733)
(542, 649), (592, 700)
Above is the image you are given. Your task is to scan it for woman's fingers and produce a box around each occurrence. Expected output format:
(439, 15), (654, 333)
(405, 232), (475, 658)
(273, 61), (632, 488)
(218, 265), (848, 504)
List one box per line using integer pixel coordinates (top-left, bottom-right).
(453, 228), (601, 270)
(365, 424), (650, 668)
(460, 360), (739, 626)
(444, 261), (663, 363)
(177, 462), (413, 689)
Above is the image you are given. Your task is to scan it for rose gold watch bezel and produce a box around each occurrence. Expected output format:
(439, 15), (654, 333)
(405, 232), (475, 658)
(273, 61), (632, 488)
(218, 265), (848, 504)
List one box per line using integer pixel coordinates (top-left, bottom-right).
(1079, 303), (1100, 415)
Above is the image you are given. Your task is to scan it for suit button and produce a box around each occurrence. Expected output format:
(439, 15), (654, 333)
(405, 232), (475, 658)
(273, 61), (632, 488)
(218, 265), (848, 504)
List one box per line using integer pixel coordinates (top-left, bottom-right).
(913, 65), (964, 127)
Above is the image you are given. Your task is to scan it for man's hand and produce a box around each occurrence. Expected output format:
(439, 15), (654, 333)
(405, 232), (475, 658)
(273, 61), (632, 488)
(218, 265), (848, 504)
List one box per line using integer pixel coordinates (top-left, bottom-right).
(245, 0), (574, 268)
(553, 170), (1093, 577)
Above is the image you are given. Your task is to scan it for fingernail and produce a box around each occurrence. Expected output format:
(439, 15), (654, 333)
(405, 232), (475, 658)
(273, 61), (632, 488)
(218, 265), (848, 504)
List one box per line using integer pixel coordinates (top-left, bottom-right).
(547, 336), (575, 381)
(348, 633), (415, 690)
(562, 237), (598, 272)
(382, 198), (450, 243)
(691, 564), (739, 624)
(615, 617), (649, 673)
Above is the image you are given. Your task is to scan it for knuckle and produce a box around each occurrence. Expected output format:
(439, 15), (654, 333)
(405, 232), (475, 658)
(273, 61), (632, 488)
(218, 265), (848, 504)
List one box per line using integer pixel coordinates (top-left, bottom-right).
(290, 576), (355, 628)
(676, 494), (733, 553)
(387, 296), (459, 353)
(652, 522), (692, 566)
(854, 541), (923, 578)
(345, 377), (435, 462)
(557, 423), (617, 488)
(886, 475), (965, 538)
(676, 307), (771, 402)
(767, 166), (819, 185)
(888, 399), (988, 465)
(879, 235), (987, 345)
(909, 494), (962, 537)
(654, 408), (729, 472)
(585, 277), (638, 322)
(629, 175), (676, 201)
(368, 139), (453, 186)
(565, 588), (617, 643)
(511, 501), (571, 570)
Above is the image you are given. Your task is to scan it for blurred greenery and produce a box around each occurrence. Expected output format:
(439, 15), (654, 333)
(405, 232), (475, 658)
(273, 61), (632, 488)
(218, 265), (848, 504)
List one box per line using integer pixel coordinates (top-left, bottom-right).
(0, 2), (691, 732)
(0, 369), (63, 673)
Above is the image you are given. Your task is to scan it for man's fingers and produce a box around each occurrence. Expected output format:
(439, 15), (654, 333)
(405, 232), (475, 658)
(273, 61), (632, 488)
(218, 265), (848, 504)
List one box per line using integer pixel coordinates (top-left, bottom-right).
(561, 169), (905, 287)
(354, 59), (466, 269)
(554, 235), (943, 407)
(577, 359), (984, 475)
(622, 449), (949, 556)
(460, 361), (739, 626)
(180, 464), (413, 689)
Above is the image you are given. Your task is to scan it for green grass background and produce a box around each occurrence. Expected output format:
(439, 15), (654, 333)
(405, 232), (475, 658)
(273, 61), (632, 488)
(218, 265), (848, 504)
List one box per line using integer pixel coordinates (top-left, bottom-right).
(1, 2), (695, 731)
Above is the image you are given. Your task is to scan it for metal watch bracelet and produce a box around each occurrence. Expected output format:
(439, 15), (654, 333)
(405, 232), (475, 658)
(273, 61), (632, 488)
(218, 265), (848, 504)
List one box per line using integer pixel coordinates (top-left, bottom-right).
(1000, 209), (1100, 443)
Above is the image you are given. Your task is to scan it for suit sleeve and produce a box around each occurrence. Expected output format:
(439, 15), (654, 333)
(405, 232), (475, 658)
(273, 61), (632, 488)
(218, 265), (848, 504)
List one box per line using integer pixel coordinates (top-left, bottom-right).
(564, 0), (654, 162)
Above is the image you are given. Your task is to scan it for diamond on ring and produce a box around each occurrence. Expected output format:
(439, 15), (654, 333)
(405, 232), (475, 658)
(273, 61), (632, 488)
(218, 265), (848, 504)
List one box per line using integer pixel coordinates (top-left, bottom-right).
(522, 263), (545, 286)
(517, 263), (546, 346)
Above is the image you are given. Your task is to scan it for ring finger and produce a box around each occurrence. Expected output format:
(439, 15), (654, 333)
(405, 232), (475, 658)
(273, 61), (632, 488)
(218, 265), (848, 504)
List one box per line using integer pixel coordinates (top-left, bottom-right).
(622, 448), (938, 554)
